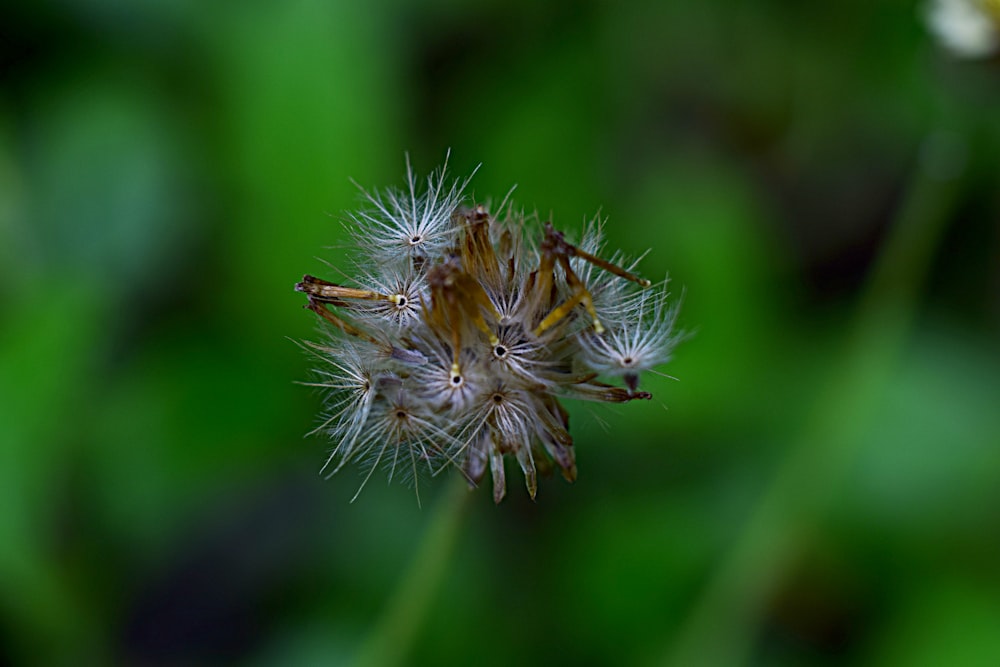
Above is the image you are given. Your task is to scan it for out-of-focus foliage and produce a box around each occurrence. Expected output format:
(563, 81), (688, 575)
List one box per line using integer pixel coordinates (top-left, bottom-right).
(1, 0), (998, 665)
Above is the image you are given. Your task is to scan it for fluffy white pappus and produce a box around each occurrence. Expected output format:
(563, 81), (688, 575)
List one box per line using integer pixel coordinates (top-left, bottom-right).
(302, 339), (381, 476)
(350, 268), (426, 330)
(577, 282), (683, 384)
(458, 384), (540, 502)
(350, 390), (464, 504)
(571, 216), (646, 319)
(486, 323), (550, 384)
(410, 339), (487, 414)
(349, 154), (478, 266)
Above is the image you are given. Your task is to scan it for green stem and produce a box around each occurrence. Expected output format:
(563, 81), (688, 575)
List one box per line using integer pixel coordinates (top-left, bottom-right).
(662, 154), (960, 666)
(353, 477), (470, 667)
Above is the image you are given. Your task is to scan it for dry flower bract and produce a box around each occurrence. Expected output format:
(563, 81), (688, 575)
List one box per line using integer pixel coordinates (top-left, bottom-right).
(296, 157), (682, 503)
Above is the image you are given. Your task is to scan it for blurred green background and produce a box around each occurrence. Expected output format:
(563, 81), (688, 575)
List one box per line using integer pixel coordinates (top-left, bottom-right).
(2, 0), (999, 665)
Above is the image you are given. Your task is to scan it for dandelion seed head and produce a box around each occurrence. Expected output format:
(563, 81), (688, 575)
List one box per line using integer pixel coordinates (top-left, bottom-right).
(296, 157), (684, 503)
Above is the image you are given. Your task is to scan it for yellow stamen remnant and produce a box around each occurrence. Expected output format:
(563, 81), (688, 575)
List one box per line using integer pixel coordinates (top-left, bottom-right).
(534, 285), (592, 336)
(559, 255), (605, 333)
(532, 223), (650, 336)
